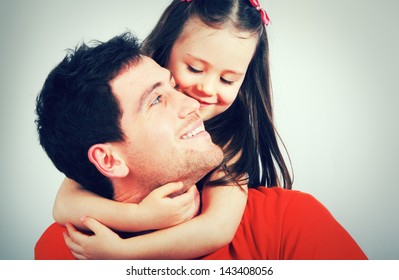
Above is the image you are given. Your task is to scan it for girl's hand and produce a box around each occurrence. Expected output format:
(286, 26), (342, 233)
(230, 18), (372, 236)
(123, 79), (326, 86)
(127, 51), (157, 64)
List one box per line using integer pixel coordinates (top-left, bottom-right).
(137, 183), (200, 229)
(64, 217), (124, 260)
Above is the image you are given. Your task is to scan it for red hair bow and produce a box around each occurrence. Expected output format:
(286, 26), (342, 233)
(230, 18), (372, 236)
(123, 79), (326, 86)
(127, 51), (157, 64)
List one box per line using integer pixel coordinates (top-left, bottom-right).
(249, 0), (271, 26)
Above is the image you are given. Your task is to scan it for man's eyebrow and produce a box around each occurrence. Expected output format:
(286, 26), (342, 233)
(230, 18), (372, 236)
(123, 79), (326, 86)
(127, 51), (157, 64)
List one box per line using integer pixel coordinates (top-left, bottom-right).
(137, 70), (173, 111)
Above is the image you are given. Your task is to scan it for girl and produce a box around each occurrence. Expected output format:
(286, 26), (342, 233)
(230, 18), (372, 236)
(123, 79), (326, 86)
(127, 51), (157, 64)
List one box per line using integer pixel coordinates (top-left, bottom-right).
(57, 0), (292, 259)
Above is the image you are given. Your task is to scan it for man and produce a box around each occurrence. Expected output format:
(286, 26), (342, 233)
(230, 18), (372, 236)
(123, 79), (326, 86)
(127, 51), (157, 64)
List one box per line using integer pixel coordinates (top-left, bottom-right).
(35, 32), (222, 200)
(34, 32), (223, 259)
(35, 32), (367, 260)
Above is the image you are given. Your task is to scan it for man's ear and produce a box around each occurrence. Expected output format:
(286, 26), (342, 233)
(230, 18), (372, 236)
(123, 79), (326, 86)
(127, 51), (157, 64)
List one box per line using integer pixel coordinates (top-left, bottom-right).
(88, 144), (129, 178)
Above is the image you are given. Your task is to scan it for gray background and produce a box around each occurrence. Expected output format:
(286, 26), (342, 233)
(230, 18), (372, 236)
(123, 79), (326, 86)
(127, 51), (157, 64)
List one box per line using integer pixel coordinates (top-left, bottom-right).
(0, 0), (398, 259)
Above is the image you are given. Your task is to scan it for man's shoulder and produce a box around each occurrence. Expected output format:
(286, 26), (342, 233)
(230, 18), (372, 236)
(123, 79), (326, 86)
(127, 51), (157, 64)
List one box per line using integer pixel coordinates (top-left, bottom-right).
(202, 187), (321, 260)
(34, 222), (75, 260)
(246, 186), (319, 212)
(244, 187), (331, 233)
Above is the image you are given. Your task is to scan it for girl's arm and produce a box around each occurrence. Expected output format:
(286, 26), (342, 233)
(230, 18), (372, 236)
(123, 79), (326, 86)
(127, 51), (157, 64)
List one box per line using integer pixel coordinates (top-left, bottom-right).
(64, 177), (248, 259)
(53, 177), (199, 232)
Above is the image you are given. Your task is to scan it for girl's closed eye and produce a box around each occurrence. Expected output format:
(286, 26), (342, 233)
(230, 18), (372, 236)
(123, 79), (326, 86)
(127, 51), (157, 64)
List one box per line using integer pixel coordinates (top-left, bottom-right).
(220, 77), (234, 85)
(187, 65), (203, 73)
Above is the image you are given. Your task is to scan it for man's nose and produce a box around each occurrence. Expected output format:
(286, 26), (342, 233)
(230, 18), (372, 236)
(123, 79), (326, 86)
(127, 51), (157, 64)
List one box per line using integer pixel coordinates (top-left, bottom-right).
(173, 89), (200, 118)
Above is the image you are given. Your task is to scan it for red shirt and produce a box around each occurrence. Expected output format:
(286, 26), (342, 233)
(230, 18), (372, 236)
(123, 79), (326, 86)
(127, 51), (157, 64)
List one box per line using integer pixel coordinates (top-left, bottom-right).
(35, 187), (367, 260)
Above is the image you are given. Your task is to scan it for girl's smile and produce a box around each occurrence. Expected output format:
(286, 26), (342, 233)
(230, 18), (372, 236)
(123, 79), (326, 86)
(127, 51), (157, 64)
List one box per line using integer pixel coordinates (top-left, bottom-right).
(168, 17), (258, 121)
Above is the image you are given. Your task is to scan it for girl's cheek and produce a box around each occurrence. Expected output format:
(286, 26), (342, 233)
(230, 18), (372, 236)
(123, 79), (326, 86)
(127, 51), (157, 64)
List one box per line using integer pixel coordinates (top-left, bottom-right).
(176, 73), (196, 89)
(222, 89), (240, 105)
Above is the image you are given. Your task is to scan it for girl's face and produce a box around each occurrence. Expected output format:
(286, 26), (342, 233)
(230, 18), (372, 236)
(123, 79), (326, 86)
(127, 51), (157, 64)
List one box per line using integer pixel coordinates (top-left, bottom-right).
(168, 18), (258, 121)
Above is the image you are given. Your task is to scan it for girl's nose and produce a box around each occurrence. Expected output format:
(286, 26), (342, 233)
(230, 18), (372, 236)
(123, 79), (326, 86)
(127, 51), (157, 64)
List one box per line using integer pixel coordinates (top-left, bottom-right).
(196, 76), (217, 97)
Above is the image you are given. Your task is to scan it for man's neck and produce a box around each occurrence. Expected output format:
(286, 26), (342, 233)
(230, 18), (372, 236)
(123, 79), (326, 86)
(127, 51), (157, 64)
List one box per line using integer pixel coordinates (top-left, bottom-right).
(112, 179), (149, 204)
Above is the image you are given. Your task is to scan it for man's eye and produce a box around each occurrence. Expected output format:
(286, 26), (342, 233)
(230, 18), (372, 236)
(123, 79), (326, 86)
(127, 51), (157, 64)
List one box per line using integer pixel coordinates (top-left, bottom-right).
(188, 65), (202, 73)
(151, 95), (162, 106)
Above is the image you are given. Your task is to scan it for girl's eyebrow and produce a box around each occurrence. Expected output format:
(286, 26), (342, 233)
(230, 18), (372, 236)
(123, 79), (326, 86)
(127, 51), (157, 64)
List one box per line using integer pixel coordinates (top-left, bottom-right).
(186, 53), (244, 76)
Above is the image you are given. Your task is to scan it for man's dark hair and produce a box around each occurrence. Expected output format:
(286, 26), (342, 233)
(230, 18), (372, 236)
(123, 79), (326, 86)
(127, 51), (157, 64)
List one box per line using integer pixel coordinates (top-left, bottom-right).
(35, 32), (141, 199)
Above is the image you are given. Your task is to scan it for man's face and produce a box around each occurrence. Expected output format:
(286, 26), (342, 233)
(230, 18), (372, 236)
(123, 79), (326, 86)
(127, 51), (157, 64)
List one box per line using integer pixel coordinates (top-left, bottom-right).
(110, 56), (223, 202)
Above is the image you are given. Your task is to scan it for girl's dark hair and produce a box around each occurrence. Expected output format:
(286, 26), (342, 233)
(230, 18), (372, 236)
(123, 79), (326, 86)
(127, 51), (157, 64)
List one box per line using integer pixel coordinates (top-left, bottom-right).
(142, 0), (292, 190)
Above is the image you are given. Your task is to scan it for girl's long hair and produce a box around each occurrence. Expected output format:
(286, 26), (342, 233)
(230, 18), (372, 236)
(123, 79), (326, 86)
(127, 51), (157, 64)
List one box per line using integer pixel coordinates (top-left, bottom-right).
(142, 0), (292, 190)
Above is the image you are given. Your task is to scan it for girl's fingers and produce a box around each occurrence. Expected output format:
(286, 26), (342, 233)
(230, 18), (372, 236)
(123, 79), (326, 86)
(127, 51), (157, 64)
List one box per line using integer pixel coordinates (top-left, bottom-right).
(172, 185), (199, 205)
(63, 231), (84, 256)
(65, 223), (88, 244)
(155, 182), (184, 197)
(171, 189), (194, 206)
(70, 250), (88, 260)
(80, 216), (109, 234)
